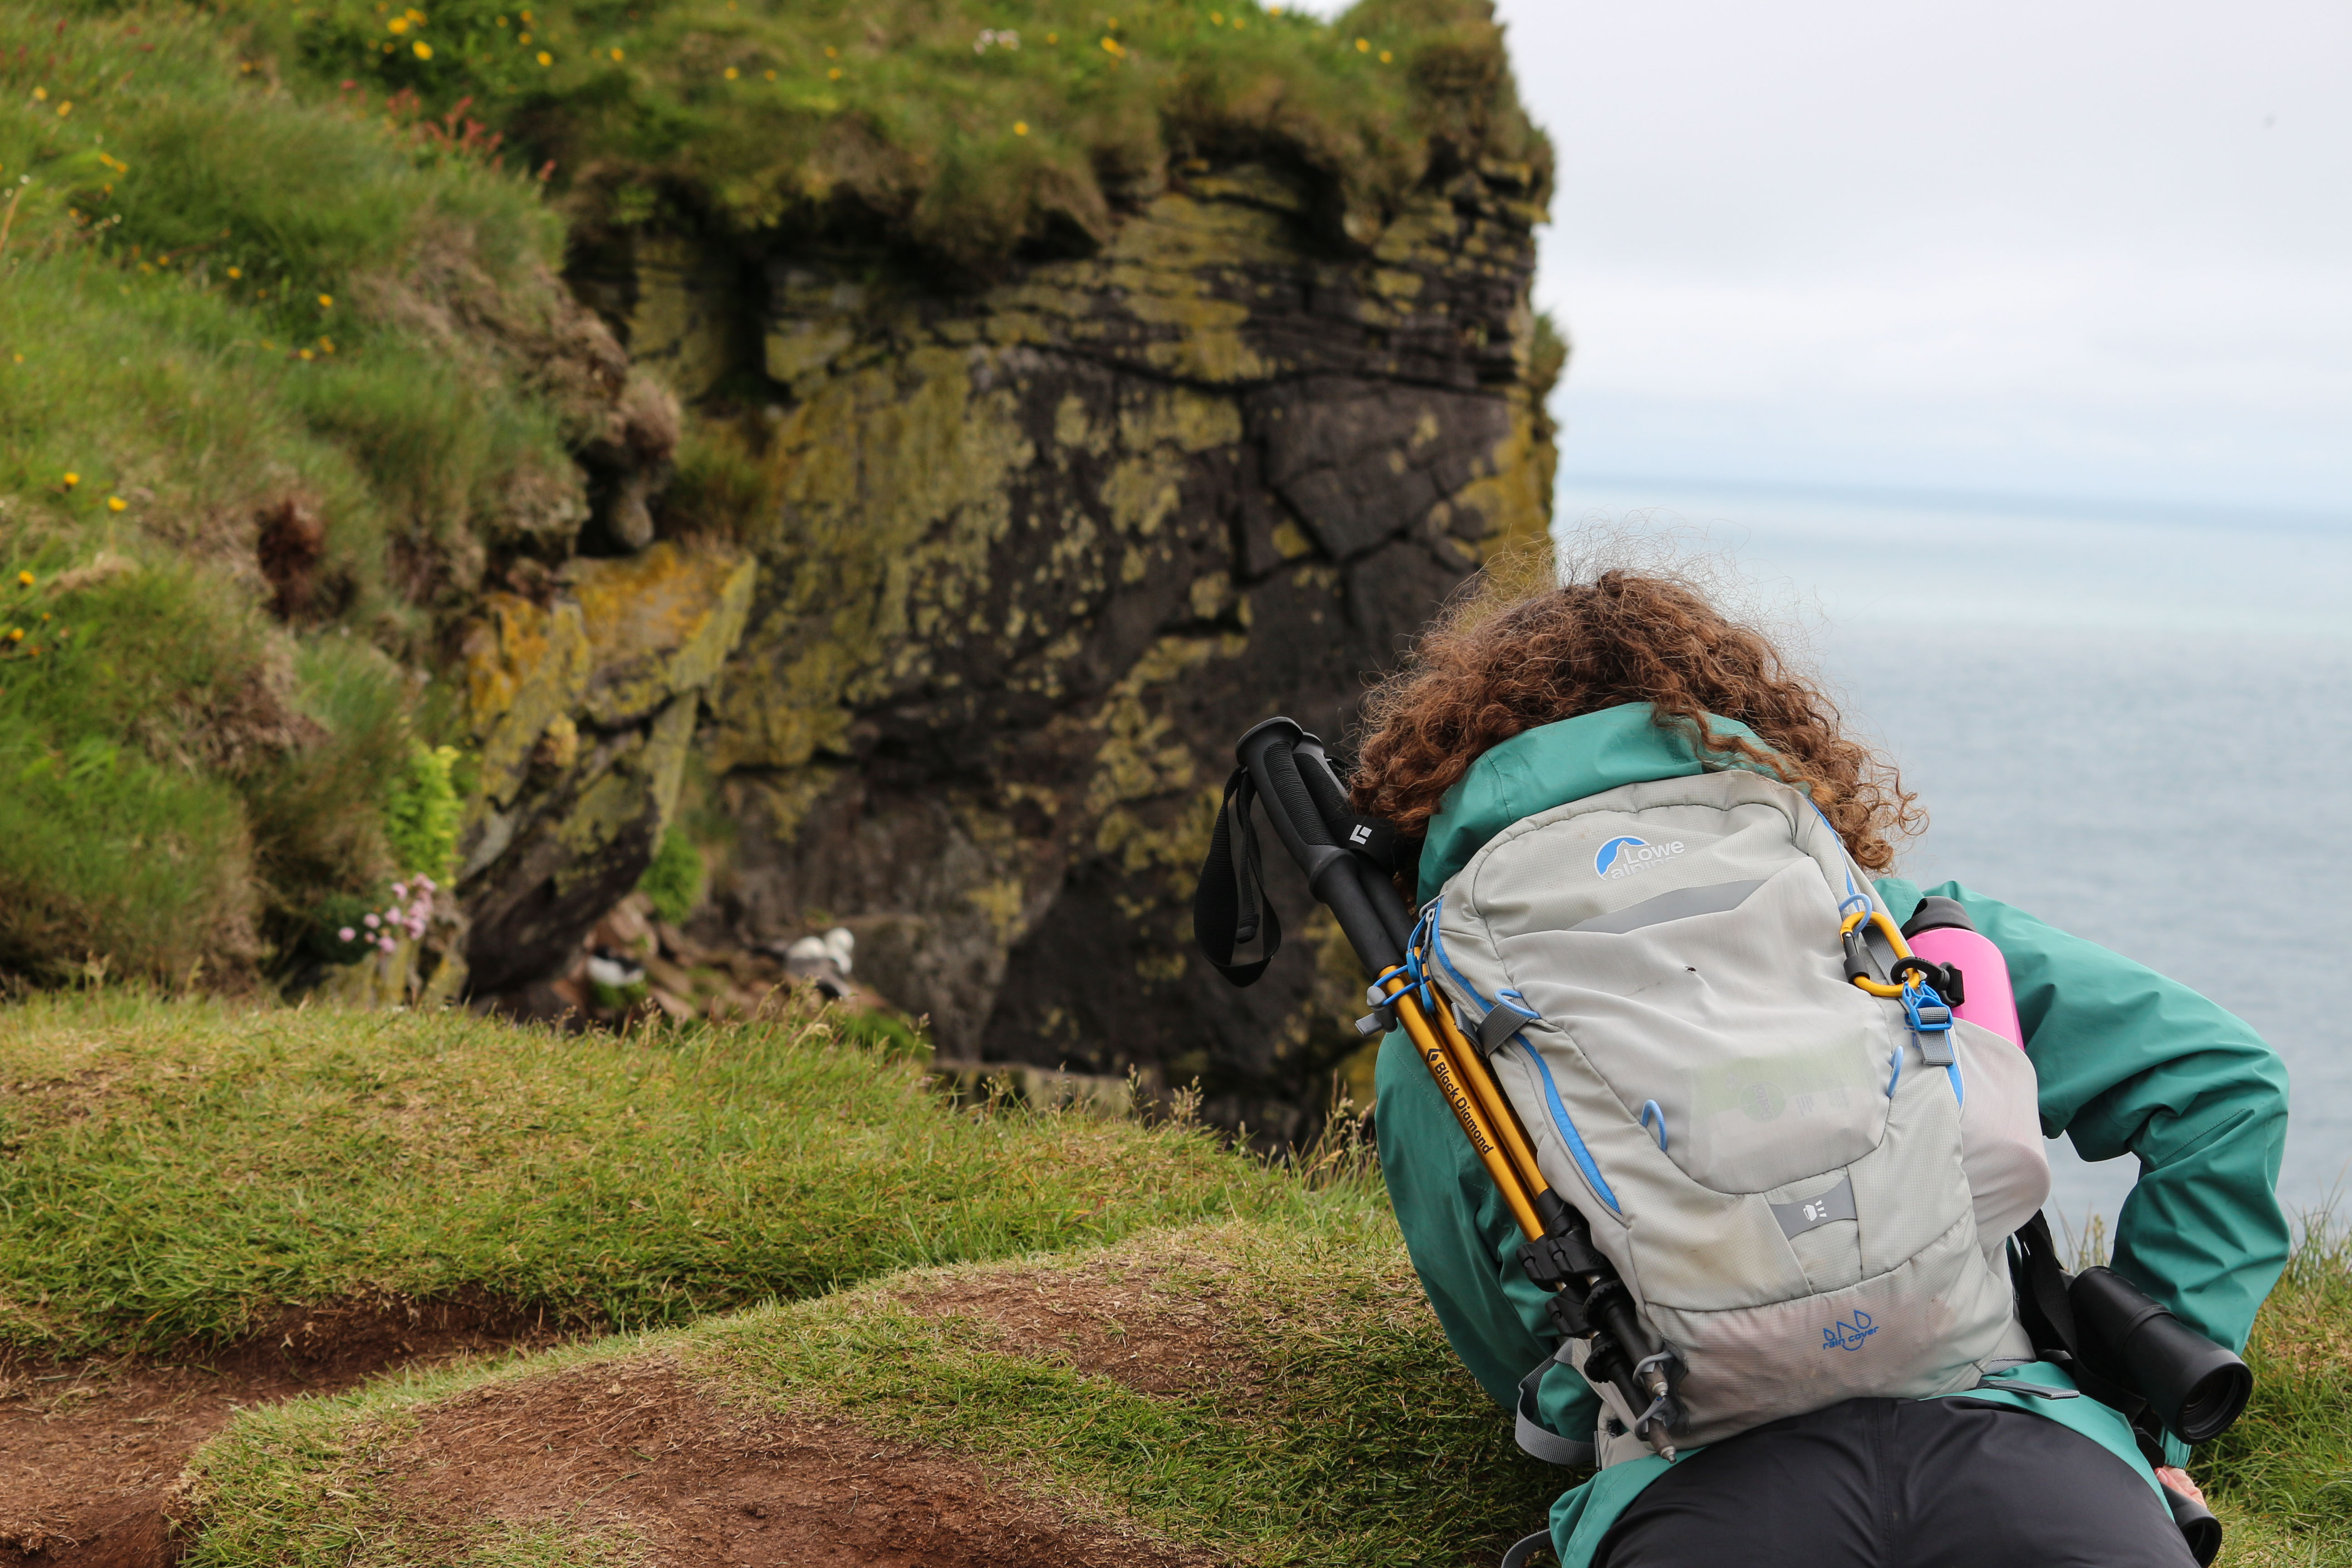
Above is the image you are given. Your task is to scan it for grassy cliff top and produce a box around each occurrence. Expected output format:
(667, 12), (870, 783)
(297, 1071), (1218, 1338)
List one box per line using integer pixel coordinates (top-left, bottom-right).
(0, 994), (2315, 1565)
(0, 992), (1321, 1357)
(233, 0), (1553, 267)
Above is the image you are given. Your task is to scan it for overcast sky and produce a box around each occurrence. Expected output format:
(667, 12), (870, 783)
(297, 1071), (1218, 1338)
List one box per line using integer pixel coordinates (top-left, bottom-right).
(1304, 0), (2350, 516)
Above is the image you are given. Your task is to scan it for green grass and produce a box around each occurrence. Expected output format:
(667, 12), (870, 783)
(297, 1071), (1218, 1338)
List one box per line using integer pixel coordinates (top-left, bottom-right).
(0, 990), (1308, 1357)
(168, 1212), (2352, 1568)
(1, 992), (2339, 1564)
(0, 0), (611, 982)
(211, 0), (1551, 273)
(2202, 1220), (2352, 1558)
(178, 1214), (1565, 1568)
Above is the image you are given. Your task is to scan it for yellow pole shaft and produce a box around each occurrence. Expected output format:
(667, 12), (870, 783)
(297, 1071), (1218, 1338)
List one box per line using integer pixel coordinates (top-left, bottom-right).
(1429, 997), (1553, 1207)
(1387, 980), (1546, 1240)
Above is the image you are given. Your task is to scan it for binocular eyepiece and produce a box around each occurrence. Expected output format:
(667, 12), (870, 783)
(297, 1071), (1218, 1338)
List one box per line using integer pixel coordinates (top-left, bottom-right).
(2070, 1266), (2253, 1445)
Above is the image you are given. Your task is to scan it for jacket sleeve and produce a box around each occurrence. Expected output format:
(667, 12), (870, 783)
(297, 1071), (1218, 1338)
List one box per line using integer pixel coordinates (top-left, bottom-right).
(1373, 1027), (1602, 1444)
(1880, 877), (2291, 1355)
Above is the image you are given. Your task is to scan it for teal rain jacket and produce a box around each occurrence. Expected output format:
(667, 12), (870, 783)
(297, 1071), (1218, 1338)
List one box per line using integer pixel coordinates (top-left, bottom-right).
(1372, 704), (2291, 1565)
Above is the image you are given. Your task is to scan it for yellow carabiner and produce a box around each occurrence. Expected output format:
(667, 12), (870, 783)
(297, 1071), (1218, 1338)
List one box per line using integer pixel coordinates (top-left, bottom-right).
(1840, 906), (1916, 998)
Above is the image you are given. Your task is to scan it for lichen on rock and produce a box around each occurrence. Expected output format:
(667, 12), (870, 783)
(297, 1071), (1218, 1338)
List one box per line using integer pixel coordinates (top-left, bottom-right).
(585, 151), (1556, 1134)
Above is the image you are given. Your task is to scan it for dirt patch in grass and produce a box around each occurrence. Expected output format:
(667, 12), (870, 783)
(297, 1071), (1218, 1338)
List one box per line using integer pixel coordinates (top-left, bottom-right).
(889, 1241), (1256, 1401)
(372, 1357), (1210, 1568)
(0, 1296), (568, 1566)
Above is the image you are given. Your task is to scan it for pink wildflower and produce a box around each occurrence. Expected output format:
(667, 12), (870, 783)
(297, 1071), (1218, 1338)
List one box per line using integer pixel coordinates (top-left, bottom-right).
(392, 882), (408, 899)
(417, 875), (437, 892)
(338, 926), (356, 941)
(378, 936), (397, 953)
(363, 912), (380, 929)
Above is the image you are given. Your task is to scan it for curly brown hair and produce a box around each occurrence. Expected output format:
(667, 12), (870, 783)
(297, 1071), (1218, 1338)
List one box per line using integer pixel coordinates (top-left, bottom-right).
(1348, 567), (1921, 871)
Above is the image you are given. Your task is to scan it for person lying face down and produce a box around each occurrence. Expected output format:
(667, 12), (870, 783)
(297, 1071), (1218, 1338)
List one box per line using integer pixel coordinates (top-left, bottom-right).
(1346, 564), (2286, 1568)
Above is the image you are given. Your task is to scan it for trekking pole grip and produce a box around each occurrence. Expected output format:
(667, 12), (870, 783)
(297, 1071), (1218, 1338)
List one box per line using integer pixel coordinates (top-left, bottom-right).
(1236, 717), (1403, 973)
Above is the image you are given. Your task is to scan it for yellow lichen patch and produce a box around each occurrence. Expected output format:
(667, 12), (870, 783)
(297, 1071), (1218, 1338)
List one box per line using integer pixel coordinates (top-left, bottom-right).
(1053, 392), (1110, 457)
(462, 593), (592, 805)
(1134, 948), (1188, 984)
(627, 234), (745, 402)
(569, 541), (758, 727)
(965, 877), (1027, 946)
(534, 712), (580, 769)
(1270, 519), (1317, 560)
(1114, 386), (1242, 454)
(1099, 449), (1187, 538)
(1438, 397), (1552, 561)
(707, 346), (1035, 774)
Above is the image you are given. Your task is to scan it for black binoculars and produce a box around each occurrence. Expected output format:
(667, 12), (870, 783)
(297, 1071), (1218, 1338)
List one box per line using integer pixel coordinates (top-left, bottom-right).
(2070, 1264), (2253, 1445)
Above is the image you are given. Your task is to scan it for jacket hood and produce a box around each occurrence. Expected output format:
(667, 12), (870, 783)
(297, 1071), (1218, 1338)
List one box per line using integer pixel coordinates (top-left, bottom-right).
(1416, 702), (1779, 902)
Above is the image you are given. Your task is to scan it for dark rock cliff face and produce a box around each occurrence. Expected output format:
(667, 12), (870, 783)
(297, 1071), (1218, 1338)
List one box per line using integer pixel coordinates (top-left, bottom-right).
(490, 153), (1553, 1136)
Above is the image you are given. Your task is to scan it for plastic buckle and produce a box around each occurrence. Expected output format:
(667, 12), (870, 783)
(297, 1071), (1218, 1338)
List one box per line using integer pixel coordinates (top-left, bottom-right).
(1356, 984), (1399, 1038)
(1902, 982), (1956, 1067)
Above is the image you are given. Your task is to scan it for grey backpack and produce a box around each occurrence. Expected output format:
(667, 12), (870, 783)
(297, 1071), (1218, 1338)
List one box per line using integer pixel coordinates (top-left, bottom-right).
(1421, 769), (2050, 1465)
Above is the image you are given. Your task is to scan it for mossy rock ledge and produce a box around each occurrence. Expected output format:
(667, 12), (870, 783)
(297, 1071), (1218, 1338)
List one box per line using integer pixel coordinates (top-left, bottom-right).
(459, 146), (1556, 1134)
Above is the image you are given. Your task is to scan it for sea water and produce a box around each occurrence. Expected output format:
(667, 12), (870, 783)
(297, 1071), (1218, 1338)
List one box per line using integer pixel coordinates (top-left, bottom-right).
(1557, 480), (2352, 1237)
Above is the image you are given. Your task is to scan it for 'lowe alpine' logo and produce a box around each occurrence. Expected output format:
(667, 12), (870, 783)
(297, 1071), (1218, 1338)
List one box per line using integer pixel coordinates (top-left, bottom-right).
(1593, 835), (1686, 880)
(1822, 1311), (1877, 1352)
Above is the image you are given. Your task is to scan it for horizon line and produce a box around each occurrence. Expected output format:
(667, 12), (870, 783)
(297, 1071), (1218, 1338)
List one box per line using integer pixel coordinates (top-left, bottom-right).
(1553, 472), (2352, 534)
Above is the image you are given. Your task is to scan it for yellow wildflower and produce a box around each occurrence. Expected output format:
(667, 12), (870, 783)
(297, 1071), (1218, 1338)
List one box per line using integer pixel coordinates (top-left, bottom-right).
(56, 102), (71, 118)
(1013, 121), (1028, 136)
(299, 348), (314, 361)
(406, 6), (424, 19)
(496, 14), (507, 24)
(106, 496), (127, 512)
(608, 46), (623, 61)
(414, 40), (432, 57)
(1355, 36), (1369, 51)
(763, 68), (776, 80)
(318, 294), (333, 308)
(7, 629), (21, 642)
(823, 45), (838, 57)
(388, 15), (408, 31)
(519, 29), (531, 41)
(1210, 10), (1223, 21)
(15, 571), (32, 588)
(31, 87), (44, 101)
(1379, 49), (1392, 62)
(724, 66), (738, 79)
(827, 65), (841, 78)
(1101, 35), (1124, 56)
(1045, 32), (1058, 44)
(61, 473), (78, 488)
(228, 267), (243, 279)
(320, 337), (336, 353)
(1233, 15), (1245, 26)
(537, 50), (552, 64)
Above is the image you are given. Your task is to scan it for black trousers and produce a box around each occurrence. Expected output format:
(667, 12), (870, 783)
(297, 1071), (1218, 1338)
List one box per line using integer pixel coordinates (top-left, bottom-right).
(1592, 1396), (2197, 1568)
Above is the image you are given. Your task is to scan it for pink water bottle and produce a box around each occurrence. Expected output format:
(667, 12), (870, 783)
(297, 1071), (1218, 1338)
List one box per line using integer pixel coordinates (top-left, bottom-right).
(1901, 896), (2024, 1049)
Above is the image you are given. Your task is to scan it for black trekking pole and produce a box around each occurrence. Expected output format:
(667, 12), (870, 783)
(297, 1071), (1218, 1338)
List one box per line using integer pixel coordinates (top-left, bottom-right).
(1195, 716), (1683, 1458)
